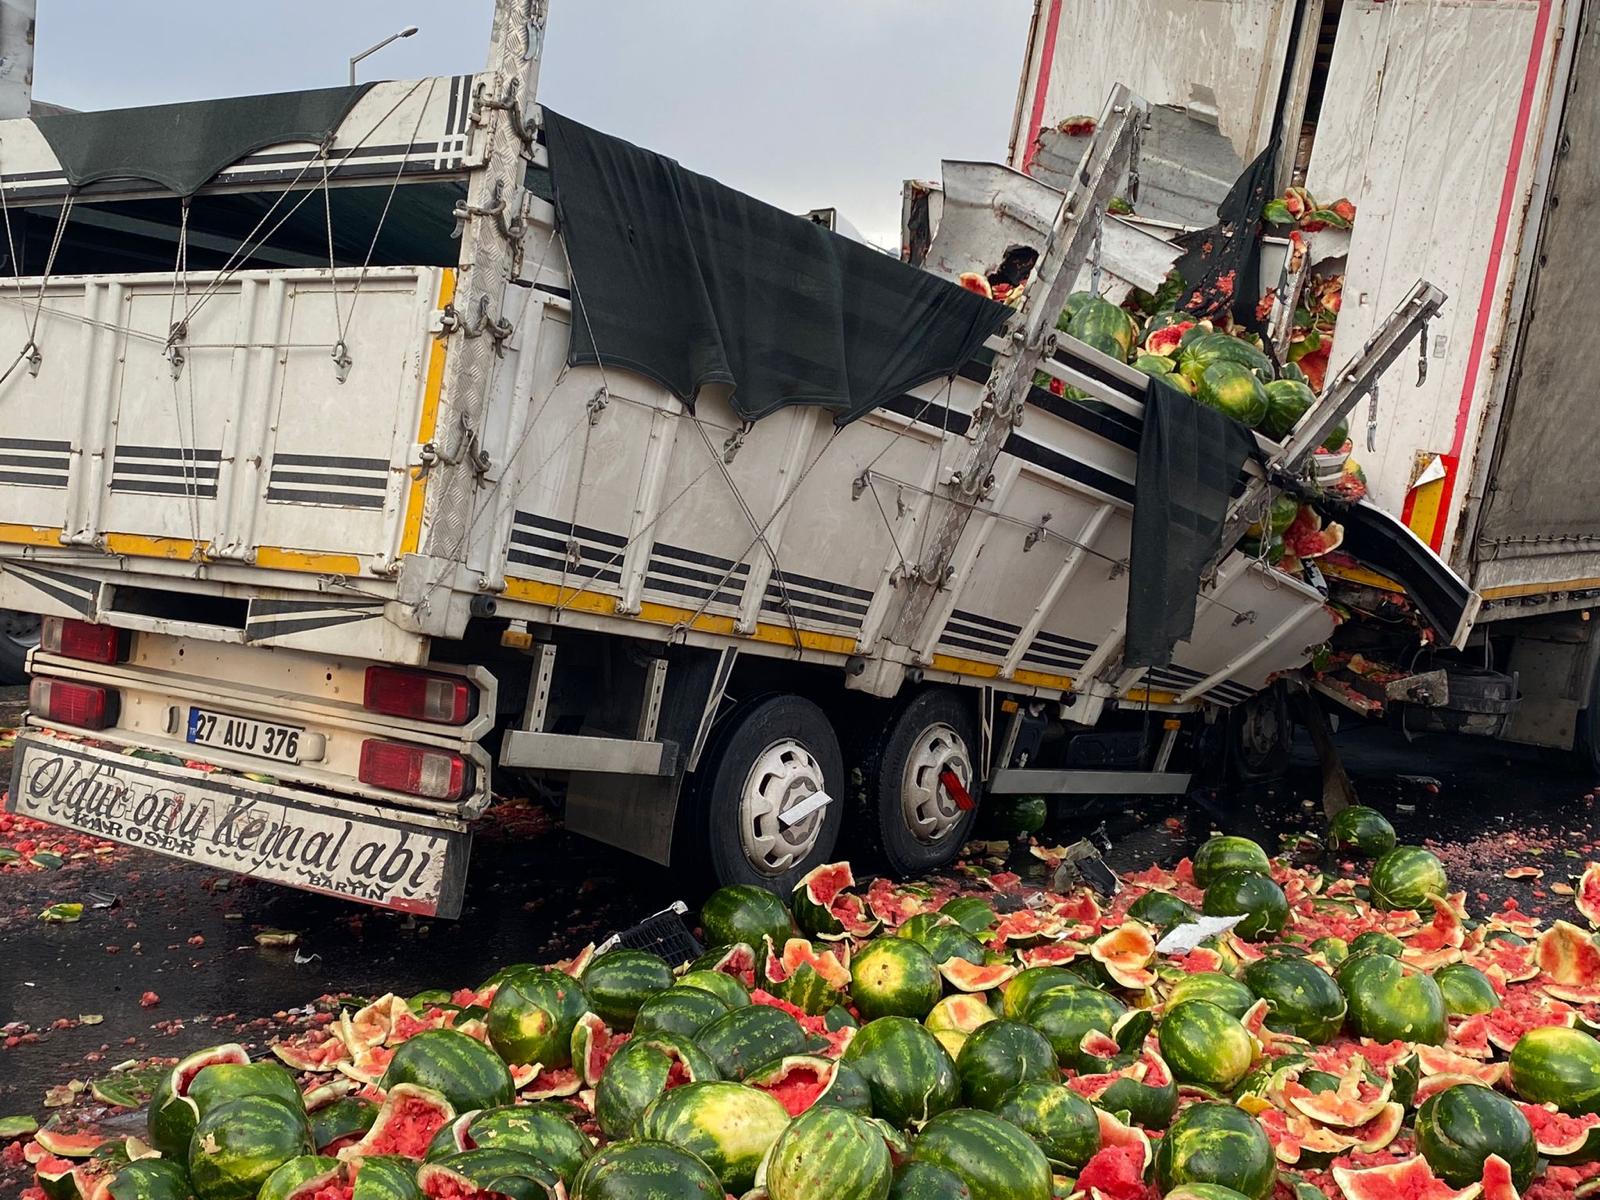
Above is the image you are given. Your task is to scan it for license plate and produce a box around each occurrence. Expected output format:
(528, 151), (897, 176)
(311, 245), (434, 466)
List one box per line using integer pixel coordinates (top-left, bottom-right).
(187, 707), (304, 764)
(8, 736), (470, 916)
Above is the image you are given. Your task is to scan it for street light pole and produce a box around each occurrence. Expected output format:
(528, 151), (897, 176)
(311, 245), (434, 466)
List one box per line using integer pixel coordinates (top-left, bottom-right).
(348, 24), (419, 86)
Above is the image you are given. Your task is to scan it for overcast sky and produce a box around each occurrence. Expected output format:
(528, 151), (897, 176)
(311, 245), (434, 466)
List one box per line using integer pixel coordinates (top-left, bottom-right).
(34, 1), (1036, 247)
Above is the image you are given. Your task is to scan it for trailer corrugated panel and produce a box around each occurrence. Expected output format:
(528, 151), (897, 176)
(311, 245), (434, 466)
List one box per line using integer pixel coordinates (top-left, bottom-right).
(1303, 0), (1565, 565)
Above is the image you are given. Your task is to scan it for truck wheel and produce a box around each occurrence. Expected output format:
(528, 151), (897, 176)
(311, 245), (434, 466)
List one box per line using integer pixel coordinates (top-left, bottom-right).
(1576, 659), (1600, 778)
(0, 610), (38, 684)
(854, 689), (980, 877)
(1229, 687), (1292, 783)
(689, 694), (844, 893)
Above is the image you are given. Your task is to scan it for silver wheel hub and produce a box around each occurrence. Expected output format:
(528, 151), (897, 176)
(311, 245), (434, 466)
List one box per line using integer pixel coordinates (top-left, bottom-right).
(901, 723), (972, 844)
(738, 739), (827, 876)
(1239, 698), (1281, 762)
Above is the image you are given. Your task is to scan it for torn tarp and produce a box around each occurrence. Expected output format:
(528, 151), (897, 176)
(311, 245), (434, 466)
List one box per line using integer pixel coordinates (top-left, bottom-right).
(1125, 383), (1259, 669)
(541, 109), (1011, 425)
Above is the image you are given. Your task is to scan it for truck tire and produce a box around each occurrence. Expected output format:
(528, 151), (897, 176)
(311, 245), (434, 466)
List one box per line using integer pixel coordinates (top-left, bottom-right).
(852, 689), (980, 878)
(687, 693), (845, 893)
(1228, 686), (1292, 783)
(0, 610), (38, 684)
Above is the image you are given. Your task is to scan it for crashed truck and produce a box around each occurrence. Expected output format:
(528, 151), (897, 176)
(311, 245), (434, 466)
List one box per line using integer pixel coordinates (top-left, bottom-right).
(0, 2), (1462, 918)
(1009, 0), (1600, 768)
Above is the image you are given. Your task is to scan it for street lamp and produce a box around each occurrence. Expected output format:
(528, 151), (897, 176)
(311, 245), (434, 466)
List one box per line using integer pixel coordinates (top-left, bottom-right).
(349, 25), (419, 86)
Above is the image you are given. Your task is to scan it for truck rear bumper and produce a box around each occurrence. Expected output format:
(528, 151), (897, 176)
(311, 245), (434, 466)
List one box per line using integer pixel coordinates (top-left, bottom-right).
(7, 734), (472, 917)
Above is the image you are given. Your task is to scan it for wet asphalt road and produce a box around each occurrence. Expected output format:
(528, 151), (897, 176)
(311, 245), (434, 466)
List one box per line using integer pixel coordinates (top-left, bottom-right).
(2, 718), (1598, 1130)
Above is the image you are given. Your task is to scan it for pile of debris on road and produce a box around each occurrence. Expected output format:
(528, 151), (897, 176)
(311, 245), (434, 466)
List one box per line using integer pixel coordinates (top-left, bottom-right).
(13, 804), (1600, 1200)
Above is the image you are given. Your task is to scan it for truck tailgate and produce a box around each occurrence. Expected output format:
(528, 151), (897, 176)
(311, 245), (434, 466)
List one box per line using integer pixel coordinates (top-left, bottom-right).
(0, 266), (449, 586)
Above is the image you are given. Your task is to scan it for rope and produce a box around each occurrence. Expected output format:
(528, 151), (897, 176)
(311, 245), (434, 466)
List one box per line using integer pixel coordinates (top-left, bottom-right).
(0, 195), (73, 392)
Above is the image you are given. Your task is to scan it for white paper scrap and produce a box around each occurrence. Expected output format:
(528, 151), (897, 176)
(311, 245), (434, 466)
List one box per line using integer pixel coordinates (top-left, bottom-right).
(781, 790), (834, 827)
(1155, 913), (1247, 955)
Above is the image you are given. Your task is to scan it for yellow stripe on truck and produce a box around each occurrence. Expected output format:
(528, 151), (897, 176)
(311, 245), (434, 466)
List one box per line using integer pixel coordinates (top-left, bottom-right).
(0, 523), (63, 547)
(255, 547), (362, 575)
(400, 269), (458, 560)
(104, 533), (206, 560)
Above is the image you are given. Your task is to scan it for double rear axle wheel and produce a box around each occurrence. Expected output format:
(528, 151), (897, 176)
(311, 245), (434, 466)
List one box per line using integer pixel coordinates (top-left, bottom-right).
(685, 688), (980, 891)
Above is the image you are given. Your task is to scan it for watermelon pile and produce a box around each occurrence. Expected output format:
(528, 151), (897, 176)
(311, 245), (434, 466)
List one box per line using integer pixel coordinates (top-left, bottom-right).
(24, 840), (1600, 1199)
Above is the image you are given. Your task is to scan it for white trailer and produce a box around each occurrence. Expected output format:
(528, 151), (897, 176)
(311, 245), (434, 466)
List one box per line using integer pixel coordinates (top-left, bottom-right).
(0, 2), (1459, 915)
(1012, 0), (1600, 765)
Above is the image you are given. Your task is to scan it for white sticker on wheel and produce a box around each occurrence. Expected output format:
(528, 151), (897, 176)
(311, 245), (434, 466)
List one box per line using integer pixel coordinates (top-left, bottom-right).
(780, 789), (833, 827)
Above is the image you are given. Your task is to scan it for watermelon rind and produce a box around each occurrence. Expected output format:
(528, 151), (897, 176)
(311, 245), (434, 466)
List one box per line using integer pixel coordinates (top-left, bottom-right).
(256, 1156), (343, 1200)
(486, 966), (590, 1067)
(1415, 1083), (1536, 1189)
(910, 1108), (1052, 1200)
(1509, 1026), (1600, 1115)
(636, 1080), (789, 1193)
(594, 1034), (719, 1141)
(457, 1104), (594, 1185)
(1154, 1102), (1276, 1199)
(1192, 837), (1272, 888)
(1242, 957), (1347, 1044)
(761, 1105), (892, 1200)
(1158, 1000), (1257, 1091)
(1202, 871), (1290, 942)
(1340, 954), (1448, 1046)
(1326, 806), (1397, 859)
(954, 1021), (1058, 1110)
(380, 1028), (514, 1113)
(850, 938), (942, 1021)
(701, 885), (794, 951)
(992, 1082), (1101, 1169)
(569, 1139), (723, 1200)
(633, 986), (730, 1039)
(1167, 972), (1255, 1019)
(1369, 846), (1450, 912)
(673, 969), (751, 1009)
(840, 1016), (961, 1129)
(186, 1094), (313, 1200)
(1023, 985), (1127, 1068)
(579, 949), (675, 1030)
(103, 1158), (200, 1200)
(694, 1004), (807, 1081)
(145, 1044), (254, 1160)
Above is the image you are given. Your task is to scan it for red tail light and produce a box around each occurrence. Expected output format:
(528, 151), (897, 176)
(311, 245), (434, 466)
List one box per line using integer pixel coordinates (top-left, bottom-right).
(359, 738), (469, 800)
(30, 678), (117, 730)
(40, 617), (125, 665)
(363, 666), (475, 725)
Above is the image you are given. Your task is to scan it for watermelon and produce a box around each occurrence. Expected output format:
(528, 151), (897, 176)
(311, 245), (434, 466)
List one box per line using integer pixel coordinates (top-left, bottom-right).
(673, 969), (751, 1009)
(1057, 291), (1098, 329)
(636, 1080), (789, 1193)
(999, 796), (1048, 836)
(1415, 1084), (1536, 1189)
(1193, 837), (1272, 887)
(1578, 862), (1600, 927)
(1327, 807), (1398, 859)
(1000, 967), (1083, 1021)
(1331, 1157), (1483, 1200)
(762, 936), (851, 1015)
(1178, 331), (1273, 384)
(1167, 972), (1255, 1019)
(424, 1147), (560, 1197)
(146, 1044), (254, 1159)
(939, 896), (998, 934)
(104, 1159), (202, 1200)
(1164, 1188), (1253, 1200)
(889, 1162), (973, 1199)
(1313, 936), (1351, 967)
(1127, 890), (1197, 933)
(911, 1109), (1053, 1200)
(380, 1029), (514, 1112)
(690, 942), (759, 982)
(308, 1096), (378, 1152)
(1024, 985), (1127, 1068)
(1158, 1000), (1257, 1091)
(851, 938), (943, 1020)
(938, 959), (1017, 993)
(1198, 361), (1270, 427)
(898, 914), (986, 966)
(343, 1084), (455, 1161)
(926, 994), (995, 1037)
(792, 863), (879, 940)
(448, 1104), (594, 1184)
(1370, 847), (1449, 911)
(594, 1035), (718, 1140)
(694, 1004), (807, 1081)
(1243, 957), (1347, 1043)
(992, 1082), (1101, 1169)
(486, 966), (590, 1067)
(1341, 953), (1447, 1045)
(1067, 297), (1137, 363)
(187, 1095), (312, 1200)
(841, 1017), (961, 1128)
(747, 1054), (872, 1117)
(701, 885), (794, 950)
(580, 950), (674, 1030)
(1435, 964), (1498, 1017)
(1203, 871), (1290, 941)
(1261, 378), (1315, 440)
(1349, 931), (1406, 961)
(763, 1106), (893, 1200)
(1096, 1048), (1180, 1130)
(955, 1020), (1057, 1109)
(1154, 1102), (1276, 1199)
(1509, 1026), (1600, 1114)
(633, 986), (729, 1039)
(569, 1140), (723, 1200)
(1134, 353), (1176, 377)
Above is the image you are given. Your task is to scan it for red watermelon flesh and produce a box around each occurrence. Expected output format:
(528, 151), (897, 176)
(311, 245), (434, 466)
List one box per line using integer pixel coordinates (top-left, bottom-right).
(297, 1184), (354, 1200)
(348, 1087), (453, 1159)
(866, 879), (928, 928)
(1479, 1155), (1518, 1200)
(1536, 921), (1600, 987)
(1517, 1102), (1600, 1156)
(1577, 863), (1600, 927)
(752, 1060), (832, 1117)
(1074, 1143), (1155, 1200)
(1332, 1155), (1485, 1200)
